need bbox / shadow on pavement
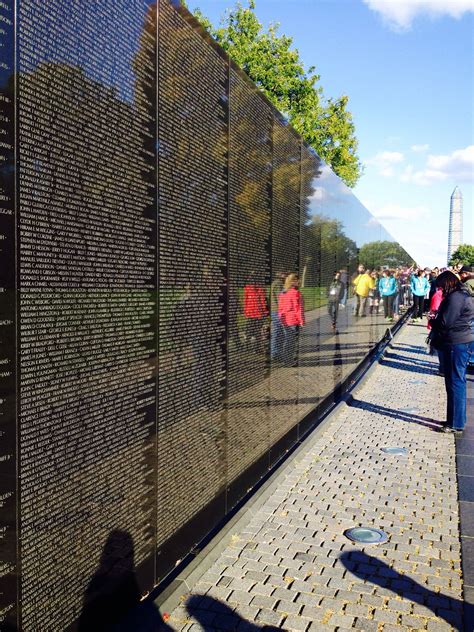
[339,551,463,630]
[347,396,444,428]
[186,595,281,632]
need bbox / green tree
[358,241,415,270]
[449,244,474,267]
[193,1,362,187]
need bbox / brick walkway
[168,323,463,631]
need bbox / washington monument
[447,186,463,264]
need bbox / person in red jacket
[243,273,268,352]
[278,273,305,366]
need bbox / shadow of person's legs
[339,551,463,630]
[186,595,281,632]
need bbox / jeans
[413,294,424,319]
[393,290,400,315]
[440,342,470,430]
[270,311,282,360]
[328,300,339,326]
[340,285,348,306]
[382,294,395,318]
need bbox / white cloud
[401,145,474,185]
[371,203,430,221]
[364,151,404,177]
[411,143,430,153]
[363,0,474,31]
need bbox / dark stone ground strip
[457,369,474,631]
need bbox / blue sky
[187,0,474,267]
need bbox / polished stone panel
[0,0,414,628]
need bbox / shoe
[442,426,463,434]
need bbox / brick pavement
[167,322,463,631]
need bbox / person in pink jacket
[278,273,305,366]
[427,286,445,375]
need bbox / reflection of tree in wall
[359,240,415,270]
[301,213,358,287]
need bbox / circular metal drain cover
[344,527,389,545]
[381,447,408,455]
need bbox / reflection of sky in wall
[308,160,396,249]
[0,3,14,89]
[15,0,156,103]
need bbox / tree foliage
[449,244,474,267]
[192,0,362,187]
[358,240,415,270]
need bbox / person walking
[378,269,398,321]
[368,270,380,315]
[431,271,474,433]
[352,267,375,317]
[327,271,343,331]
[278,273,305,366]
[410,269,430,322]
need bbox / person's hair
[417,269,424,277]
[284,273,299,291]
[436,270,461,296]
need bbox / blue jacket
[411,276,430,297]
[378,277,397,297]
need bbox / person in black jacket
[432,271,474,433]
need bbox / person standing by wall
[270,271,287,361]
[368,270,380,315]
[327,271,343,331]
[431,271,474,433]
[410,269,430,322]
[378,269,398,321]
[243,273,268,352]
[353,267,375,317]
[339,267,349,308]
[278,273,305,366]
[459,265,474,298]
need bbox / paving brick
[254,609,285,627]
[250,594,278,609]
[282,614,311,631]
[325,613,356,628]
[353,618,381,632]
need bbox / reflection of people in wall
[368,270,380,315]
[270,271,287,360]
[278,273,305,366]
[327,272,343,332]
[78,530,140,632]
[243,273,268,353]
[378,269,397,321]
[339,267,349,307]
[352,267,375,317]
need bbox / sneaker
[442,426,463,434]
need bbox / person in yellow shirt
[353,267,376,317]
